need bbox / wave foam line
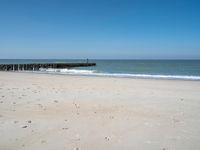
[38,68,200,80]
[39,68,94,74]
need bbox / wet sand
[0,71,200,150]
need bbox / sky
[0,0,200,59]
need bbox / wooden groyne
[0,63,96,71]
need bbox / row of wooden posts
[0,63,96,71]
[0,64,39,71]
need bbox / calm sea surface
[0,59,200,80]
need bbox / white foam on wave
[39,68,94,74]
[38,68,200,80]
[96,73,200,80]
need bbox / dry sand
[0,71,200,150]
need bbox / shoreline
[1,71,200,82]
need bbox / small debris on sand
[74,148,81,150]
[22,125,28,128]
[0,101,3,103]
[13,102,16,104]
[28,120,32,123]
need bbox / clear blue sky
[0,0,200,59]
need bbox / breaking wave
[37,68,200,80]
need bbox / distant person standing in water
[86,58,89,64]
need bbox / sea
[0,59,200,80]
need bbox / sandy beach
[0,71,200,150]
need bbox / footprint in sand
[73,103,80,109]
[62,127,69,130]
[74,134,81,141]
[41,140,46,144]
[163,148,171,150]
[54,100,58,103]
[173,118,180,123]
[14,121,18,124]
[105,136,110,141]
[109,116,114,119]
[37,104,43,108]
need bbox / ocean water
[0,59,200,80]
